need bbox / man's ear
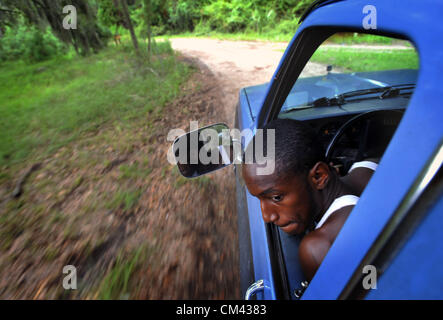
[308,162,330,190]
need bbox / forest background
[0,0,313,63]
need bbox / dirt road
[171,38,285,126]
[0,38,327,300]
[171,38,328,126]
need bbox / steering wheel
[325,109,404,175]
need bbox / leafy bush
[166,0,208,33]
[168,1,197,31]
[0,24,66,63]
[276,18,299,34]
[105,0,311,37]
[292,0,313,15]
[25,28,67,62]
[193,21,213,36]
[202,0,249,32]
[164,0,309,35]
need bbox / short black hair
[244,118,325,179]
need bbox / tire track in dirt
[171,38,285,126]
[170,38,330,127]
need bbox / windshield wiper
[309,84,415,107]
[280,84,415,114]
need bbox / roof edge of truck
[299,0,346,24]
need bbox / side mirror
[172,123,235,178]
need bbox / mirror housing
[172,123,235,178]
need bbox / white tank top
[315,195,359,229]
[348,160,378,173]
[314,161,377,230]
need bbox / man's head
[242,118,332,235]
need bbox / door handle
[245,279,264,300]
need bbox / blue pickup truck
[173,0,443,300]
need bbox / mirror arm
[231,139,244,164]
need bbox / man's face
[242,163,316,235]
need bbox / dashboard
[294,109,405,175]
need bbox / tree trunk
[147,23,152,57]
[7,0,107,56]
[144,0,152,59]
[119,0,141,58]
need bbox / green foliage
[311,48,419,72]
[25,27,66,62]
[328,33,395,45]
[98,0,124,28]
[2,0,107,56]
[0,40,190,166]
[292,0,313,15]
[0,24,67,63]
[97,246,146,299]
[174,0,309,34]
[168,0,200,32]
[118,162,152,180]
[128,0,312,36]
[1,0,314,58]
[107,189,142,211]
[260,18,299,39]
[203,0,249,33]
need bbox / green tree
[118,0,141,57]
[0,0,109,56]
[143,0,153,58]
[98,0,143,57]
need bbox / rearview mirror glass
[172,123,233,178]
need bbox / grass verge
[0,40,190,167]
[96,246,146,299]
[159,31,293,43]
[157,29,412,45]
[310,47,419,72]
[327,33,397,45]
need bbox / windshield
[281,33,419,112]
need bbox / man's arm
[342,158,379,196]
[298,232,331,281]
